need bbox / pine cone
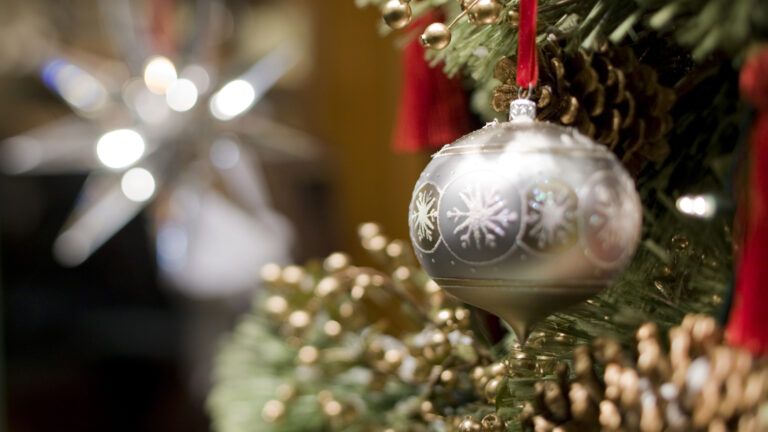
[523,314,768,431]
[492,36,676,176]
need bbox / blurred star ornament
[0,2,317,299]
[408,0,641,343]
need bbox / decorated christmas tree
[208,0,768,430]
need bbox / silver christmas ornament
[408,99,642,343]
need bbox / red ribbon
[727,48,768,354]
[516,0,539,88]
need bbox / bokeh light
[121,167,156,202]
[96,129,145,169]
[166,78,199,112]
[209,79,256,121]
[143,56,178,94]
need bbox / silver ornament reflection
[408,99,642,343]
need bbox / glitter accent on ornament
[409,182,441,252]
[580,171,642,268]
[522,180,578,253]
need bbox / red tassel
[727,48,768,354]
[393,16,472,152]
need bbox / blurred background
[0,0,427,430]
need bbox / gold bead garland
[378,0,506,50]
[251,223,513,430]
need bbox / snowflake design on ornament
[447,184,518,250]
[523,181,578,252]
[411,189,438,242]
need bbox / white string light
[676,194,717,218]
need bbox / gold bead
[264,295,289,316]
[288,310,312,330]
[424,331,451,363]
[508,352,534,375]
[371,274,386,286]
[382,0,412,30]
[393,266,411,282]
[384,349,404,368]
[281,265,305,286]
[506,9,519,26]
[365,234,389,252]
[420,23,451,50]
[488,361,508,378]
[355,273,372,287]
[385,240,406,260]
[351,284,366,300]
[323,320,343,338]
[260,263,282,283]
[481,413,505,432]
[358,222,381,240]
[472,365,485,382]
[315,276,341,297]
[435,308,455,328]
[476,375,490,392]
[420,400,436,420]
[425,279,441,294]
[458,416,482,432]
[297,345,320,364]
[339,301,354,319]
[323,252,351,273]
[323,399,343,417]
[484,377,502,403]
[440,369,457,386]
[454,307,471,328]
[468,0,503,25]
[261,399,286,423]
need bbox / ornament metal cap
[509,98,536,122]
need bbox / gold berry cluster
[380,0,515,51]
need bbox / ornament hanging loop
[517,84,535,99]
